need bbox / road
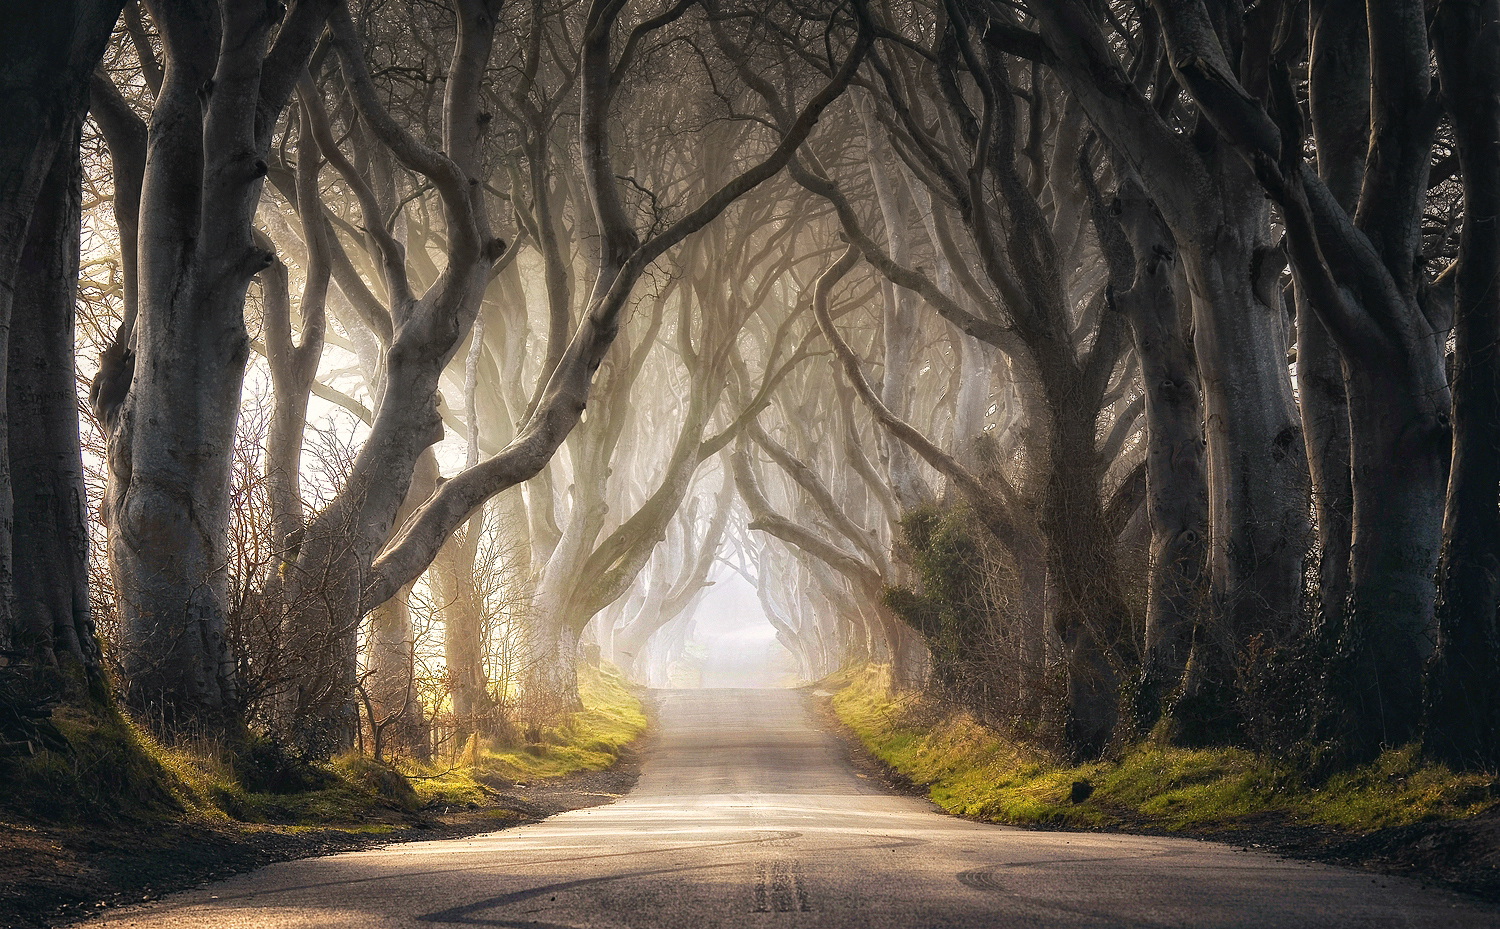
[84,689,1496,928]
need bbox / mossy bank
[0,663,647,928]
[827,666,1500,902]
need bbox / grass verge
[828,666,1497,835]
[0,662,647,831]
[1,662,647,927]
[397,662,649,811]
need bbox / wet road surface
[83,688,1497,927]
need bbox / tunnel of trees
[0,0,1496,774]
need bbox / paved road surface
[84,689,1496,928]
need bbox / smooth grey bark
[87,66,147,368]
[261,102,328,576]
[431,515,490,739]
[275,0,505,752]
[1026,0,1310,739]
[105,0,329,729]
[1426,0,1500,769]
[1109,177,1208,732]
[1142,0,1448,756]
[434,316,495,742]
[365,450,439,758]
[8,112,96,672]
[1296,0,1365,633]
[1177,157,1307,698]
[611,551,673,678]
[0,0,123,662]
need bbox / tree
[1020,0,1312,735]
[1142,0,1454,759]
[0,0,124,677]
[94,0,332,730]
[741,4,1149,756]
[1423,0,1500,768]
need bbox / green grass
[320,661,647,816]
[830,666,1497,835]
[458,662,648,784]
[0,662,646,830]
[0,701,193,825]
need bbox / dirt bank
[0,744,644,929]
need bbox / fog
[650,570,800,690]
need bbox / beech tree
[12,0,1497,777]
[730,4,1150,755]
[1427,0,1500,769]
[1007,0,1311,740]
[1137,0,1469,759]
[0,1,124,680]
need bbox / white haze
[657,568,799,689]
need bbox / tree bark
[1142,0,1449,756]
[1111,178,1208,733]
[1297,0,1365,633]
[8,111,96,673]
[431,513,490,741]
[0,0,124,661]
[1425,0,1500,769]
[1030,2,1312,698]
[108,1,327,730]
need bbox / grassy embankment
[829,666,1497,835]
[0,662,646,832]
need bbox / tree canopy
[0,0,1495,774]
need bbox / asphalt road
[83,689,1496,928]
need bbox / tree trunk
[1336,360,1448,750]
[1029,0,1311,739]
[1298,0,1365,634]
[524,612,582,717]
[366,582,428,760]
[1178,160,1309,731]
[1144,0,1450,760]
[104,0,328,733]
[1114,180,1208,733]
[111,13,253,720]
[1426,0,1500,769]
[1014,546,1047,716]
[1039,401,1126,759]
[1298,304,1354,630]
[0,0,124,660]
[8,112,96,673]
[613,578,672,680]
[431,513,491,743]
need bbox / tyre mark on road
[751,859,811,913]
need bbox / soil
[0,744,644,929]
[810,692,1500,908]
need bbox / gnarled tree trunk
[9,111,96,674]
